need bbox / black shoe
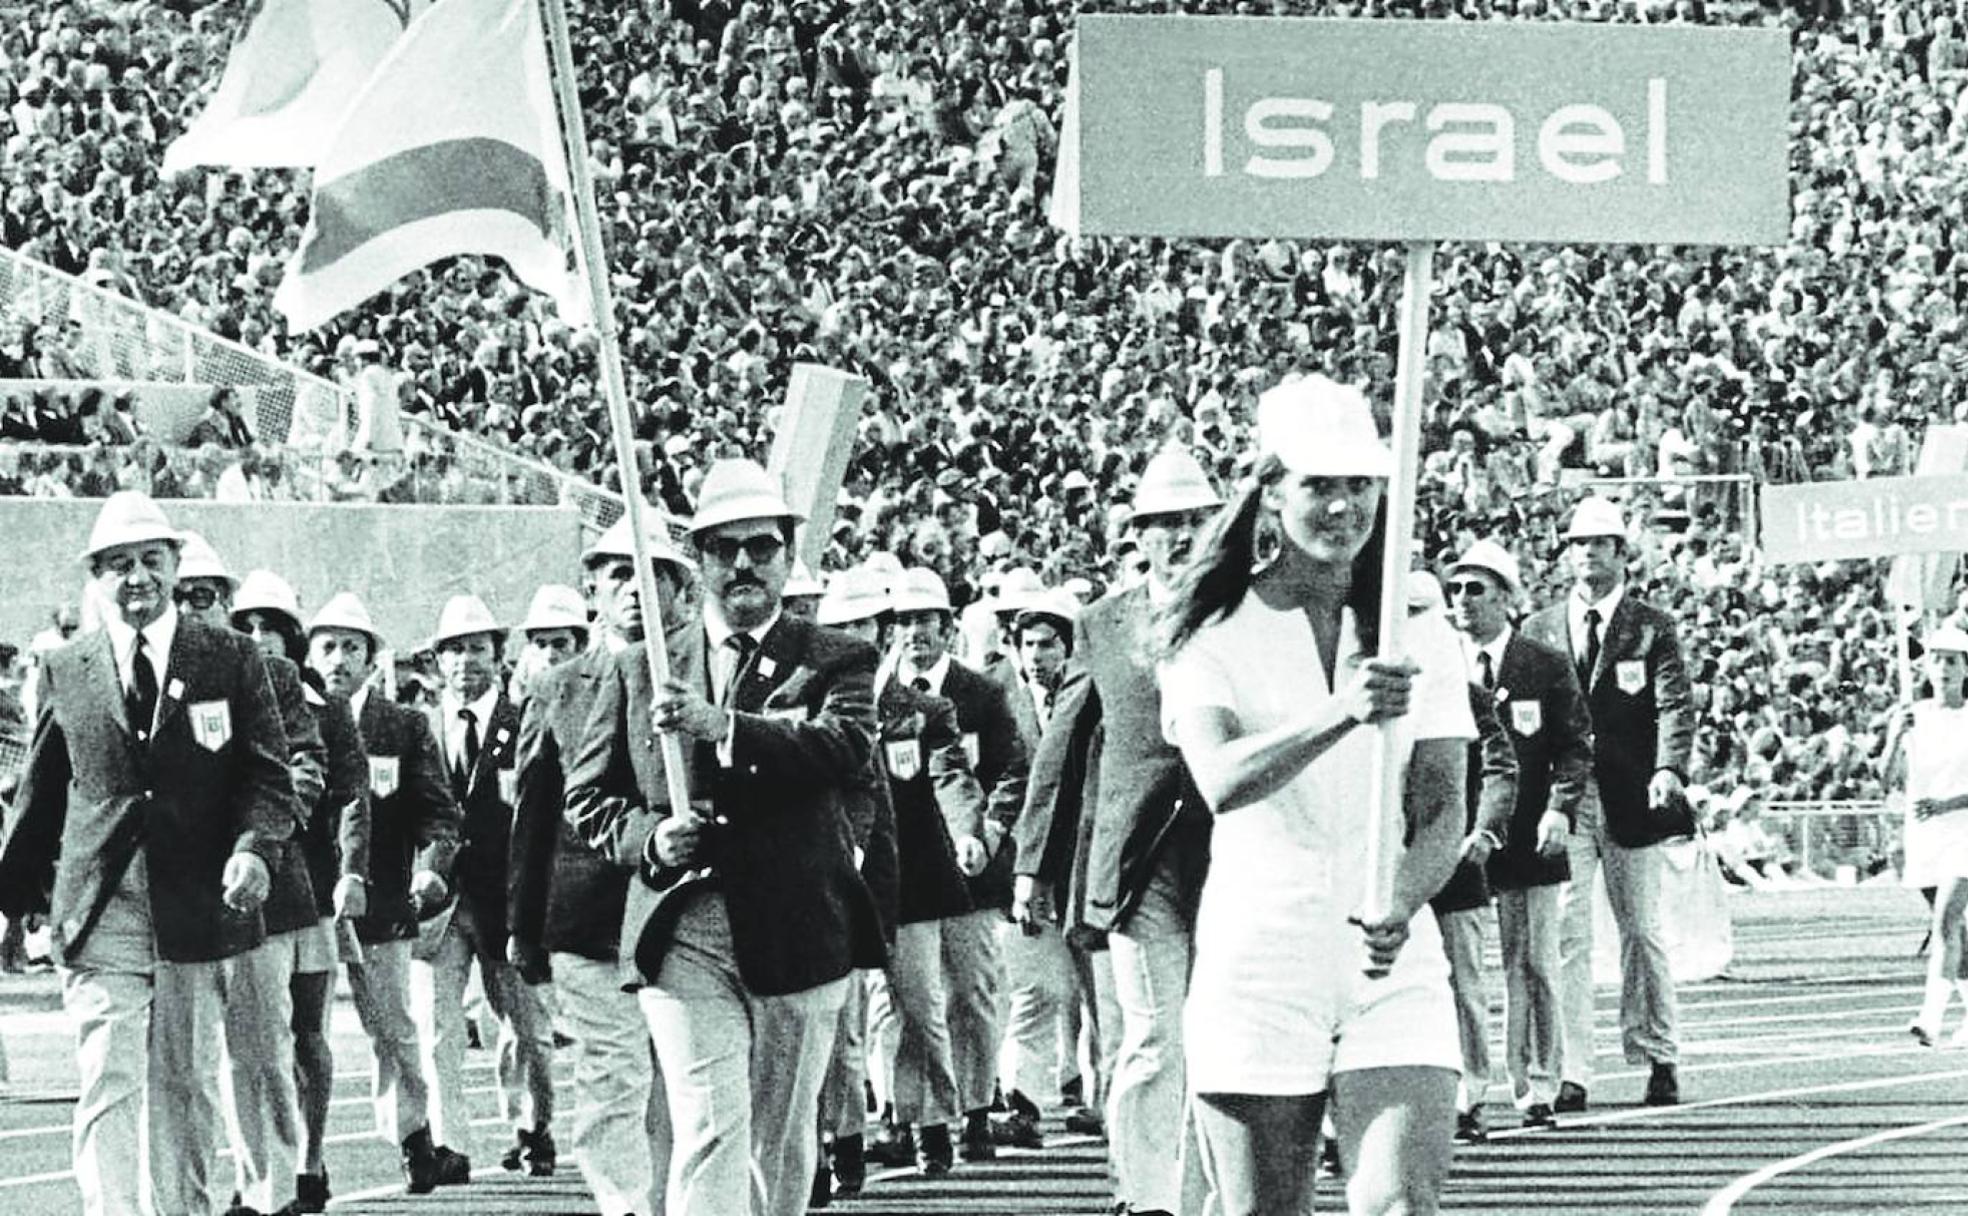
[991,1109,1045,1149]
[221,1205,264,1216]
[959,1109,996,1161]
[916,1122,954,1176]
[465,1017,483,1050]
[501,1128,530,1172]
[864,1122,916,1168]
[1910,1021,1938,1048]
[432,1144,471,1187]
[1453,1107,1487,1144]
[1522,1103,1557,1129]
[526,1128,556,1176]
[1554,1081,1588,1114]
[1005,1088,1044,1122]
[401,1129,442,1195]
[810,1161,833,1209]
[1059,1075,1085,1108]
[1643,1062,1679,1106]
[832,1133,866,1196]
[1318,1136,1343,1180]
[1063,1106,1105,1136]
[294,1172,329,1213]
[552,1030,575,1049]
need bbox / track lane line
[1699,1112,1968,1214]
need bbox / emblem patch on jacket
[1615,659,1647,695]
[961,732,981,768]
[368,755,400,798]
[189,699,232,751]
[885,738,922,781]
[1510,700,1543,736]
[497,766,518,806]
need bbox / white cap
[1014,589,1082,630]
[1926,625,1968,654]
[1563,496,1629,543]
[816,567,889,627]
[688,458,803,534]
[232,570,303,633]
[1449,539,1522,598]
[174,530,237,589]
[520,584,587,635]
[889,567,953,615]
[991,567,1048,616]
[307,591,383,650]
[582,510,697,573]
[81,491,181,562]
[430,594,505,648]
[1256,375,1394,479]
[1130,447,1222,518]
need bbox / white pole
[541,0,693,818]
[1363,241,1436,933]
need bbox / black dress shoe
[916,1122,954,1176]
[809,1162,833,1209]
[401,1129,442,1194]
[1554,1081,1588,1113]
[294,1171,330,1213]
[1063,1106,1105,1136]
[1059,1075,1086,1108]
[1453,1107,1487,1144]
[832,1133,866,1196]
[863,1122,916,1168]
[1643,1062,1679,1106]
[1522,1103,1557,1129]
[959,1109,996,1161]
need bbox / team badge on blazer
[368,755,400,798]
[1616,659,1647,694]
[189,699,232,750]
[1510,700,1543,736]
[497,766,518,806]
[885,738,922,781]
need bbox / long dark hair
[1159,454,1386,659]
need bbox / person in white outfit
[1159,376,1473,1216]
[1885,625,1968,1046]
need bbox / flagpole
[540,0,693,819]
[1363,240,1436,950]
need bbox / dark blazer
[1012,669,1103,941]
[567,614,887,997]
[353,694,461,945]
[1522,590,1695,848]
[1432,684,1520,915]
[934,660,1029,910]
[1017,585,1209,935]
[511,647,639,962]
[1483,632,1593,891]
[261,654,326,937]
[300,686,371,919]
[877,680,979,927]
[429,692,524,952]
[0,617,294,964]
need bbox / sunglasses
[1445,580,1492,599]
[699,534,786,565]
[174,586,222,610]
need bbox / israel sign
[1065,16,1789,245]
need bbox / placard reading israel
[1069,16,1789,245]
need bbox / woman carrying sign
[1886,625,1968,1047]
[1157,376,1472,1215]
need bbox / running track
[2,885,1963,1214]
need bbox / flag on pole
[162,0,427,174]
[273,0,586,333]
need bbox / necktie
[1478,650,1495,692]
[128,634,157,744]
[912,676,931,693]
[721,634,757,705]
[1581,608,1602,686]
[457,706,480,784]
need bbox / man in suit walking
[0,492,292,1216]
[416,594,556,1174]
[306,591,470,1192]
[510,514,694,1216]
[1013,448,1220,1216]
[889,566,1033,1158]
[567,459,886,1216]
[1522,498,1695,1111]
[1446,541,1593,1130]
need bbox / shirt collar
[103,603,178,674]
[349,685,370,720]
[442,684,500,724]
[1572,581,1625,624]
[705,603,780,653]
[899,652,953,695]
[1461,625,1512,679]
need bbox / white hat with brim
[81,490,182,562]
[1449,539,1523,598]
[430,594,505,649]
[1014,589,1082,630]
[890,567,953,616]
[817,567,890,627]
[1926,625,1968,654]
[520,584,588,635]
[991,567,1049,616]
[232,570,303,634]
[1257,375,1394,479]
[1130,447,1222,519]
[307,590,384,651]
[688,459,805,534]
[1563,496,1629,542]
[582,511,698,572]
[174,530,238,590]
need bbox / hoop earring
[1250,511,1283,576]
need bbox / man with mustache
[1014,448,1221,1216]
